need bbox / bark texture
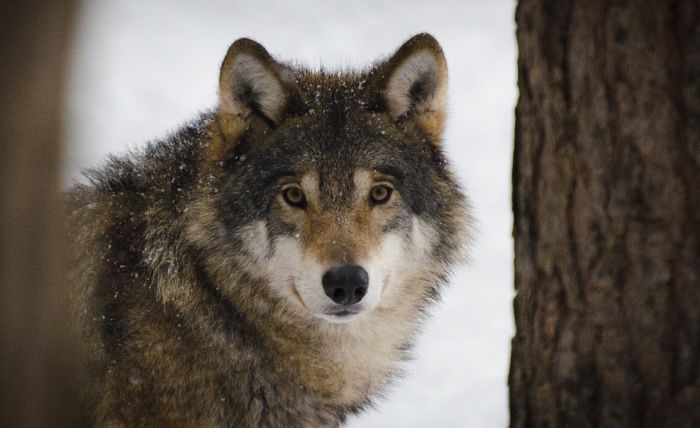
[510,1,700,427]
[0,1,80,426]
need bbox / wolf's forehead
[298,168,372,206]
[296,72,366,104]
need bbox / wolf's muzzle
[321,265,369,305]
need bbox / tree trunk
[510,1,700,427]
[0,1,80,426]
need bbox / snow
[64,1,517,426]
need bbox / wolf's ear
[366,33,448,142]
[213,38,291,158]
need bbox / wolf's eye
[282,186,307,208]
[369,184,393,206]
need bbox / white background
[64,1,517,426]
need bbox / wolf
[68,33,471,426]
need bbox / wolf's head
[190,34,470,325]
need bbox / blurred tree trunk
[0,1,80,427]
[510,1,700,427]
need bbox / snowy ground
[64,1,516,426]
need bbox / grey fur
[68,33,471,427]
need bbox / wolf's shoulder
[66,111,215,252]
[73,111,215,201]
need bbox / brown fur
[68,33,470,427]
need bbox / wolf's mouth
[291,282,312,311]
[325,306,362,318]
[331,310,357,317]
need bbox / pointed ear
[366,33,448,142]
[213,38,290,159]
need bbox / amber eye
[282,186,307,208]
[369,184,393,205]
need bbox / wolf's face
[239,168,432,323]
[197,35,469,324]
[229,117,448,323]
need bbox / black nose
[322,265,369,305]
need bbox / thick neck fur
[68,108,461,426]
[124,117,436,418]
[178,183,431,411]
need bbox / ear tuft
[216,38,288,150]
[368,33,448,141]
